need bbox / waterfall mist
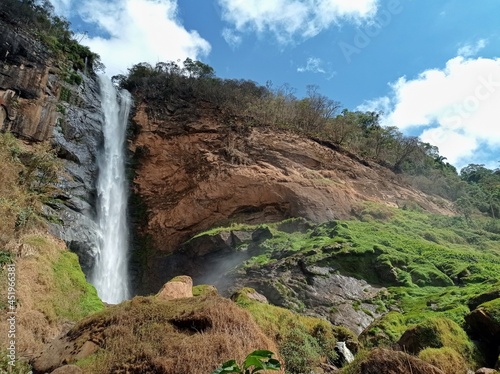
[92,75,131,304]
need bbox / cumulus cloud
[358,55,500,168]
[217,0,378,44]
[50,0,210,77]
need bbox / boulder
[475,368,498,374]
[156,275,193,300]
[398,318,471,355]
[355,348,445,374]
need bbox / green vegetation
[233,288,357,373]
[418,347,468,374]
[194,203,500,371]
[0,0,103,73]
[212,350,281,374]
[0,132,62,248]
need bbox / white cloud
[297,57,326,74]
[457,39,487,57]
[50,0,210,77]
[222,28,242,49]
[49,0,73,16]
[358,55,500,167]
[217,0,378,44]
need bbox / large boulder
[156,275,193,300]
[397,318,472,356]
[350,348,445,374]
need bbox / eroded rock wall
[0,19,104,273]
[129,100,454,294]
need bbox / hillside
[0,3,499,374]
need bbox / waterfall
[92,75,131,304]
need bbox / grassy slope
[196,203,500,371]
[0,133,103,370]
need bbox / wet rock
[252,227,273,242]
[47,73,105,273]
[181,231,233,257]
[231,230,253,245]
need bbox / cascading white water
[92,75,131,304]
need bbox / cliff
[0,17,105,273]
[129,99,453,293]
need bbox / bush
[280,327,322,373]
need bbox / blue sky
[49,0,500,171]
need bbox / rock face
[47,72,104,273]
[0,21,57,140]
[0,18,105,274]
[145,224,385,335]
[130,100,454,293]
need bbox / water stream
[92,75,131,304]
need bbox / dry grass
[418,347,468,374]
[34,294,282,374]
[0,233,103,361]
[341,348,445,374]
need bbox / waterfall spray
[92,75,131,304]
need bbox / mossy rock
[341,348,445,374]
[192,284,218,297]
[359,311,406,348]
[397,318,475,362]
[409,266,454,287]
[418,347,468,374]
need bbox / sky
[48,0,500,171]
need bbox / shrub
[280,327,322,373]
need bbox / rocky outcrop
[0,20,57,141]
[130,100,454,293]
[46,72,104,273]
[0,18,105,274]
[156,275,193,300]
[145,224,385,335]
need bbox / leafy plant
[212,350,281,374]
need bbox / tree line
[0,0,102,74]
